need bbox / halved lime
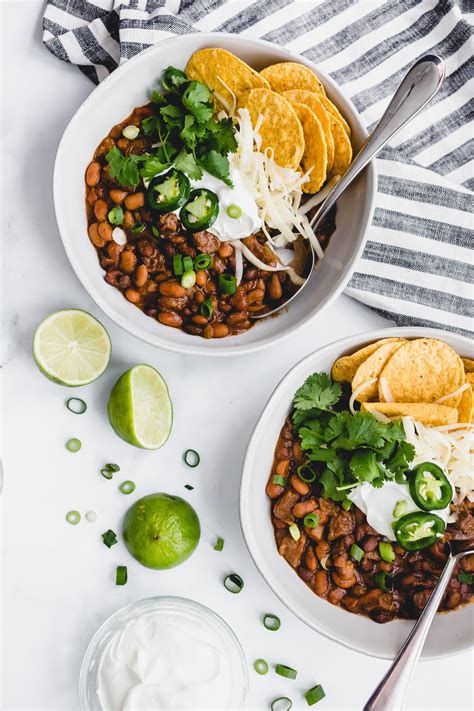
[33,309,111,386]
[107,364,173,449]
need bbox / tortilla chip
[283,90,334,172]
[290,103,327,193]
[329,114,352,177]
[378,338,465,407]
[319,95,351,136]
[462,357,474,373]
[185,48,269,111]
[238,89,304,170]
[361,402,458,427]
[260,62,325,96]
[467,373,474,387]
[352,341,406,402]
[331,338,406,383]
[457,384,473,424]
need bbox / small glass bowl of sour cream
[79,596,248,710]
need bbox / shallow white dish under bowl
[54,32,376,356]
[240,327,474,659]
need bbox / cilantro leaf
[299,420,326,451]
[106,146,142,188]
[140,153,171,180]
[174,149,203,180]
[327,412,387,451]
[386,441,416,476]
[197,150,231,185]
[161,66,188,92]
[204,117,238,155]
[160,104,184,127]
[319,466,346,502]
[182,81,213,123]
[349,450,383,485]
[293,373,342,412]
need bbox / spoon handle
[312,55,445,229]
[363,553,458,711]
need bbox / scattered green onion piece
[130,222,145,234]
[375,570,394,592]
[254,658,268,675]
[183,256,194,272]
[108,206,124,225]
[119,480,136,495]
[218,273,237,295]
[350,544,365,562]
[214,537,224,551]
[181,270,196,289]
[66,398,87,415]
[200,297,214,318]
[393,500,408,519]
[194,253,213,270]
[320,556,329,570]
[224,573,244,594]
[272,474,286,487]
[102,529,118,548]
[115,565,128,585]
[122,125,140,140]
[85,511,97,523]
[66,438,81,453]
[379,541,395,563]
[184,449,200,467]
[263,614,281,631]
[66,510,81,525]
[271,698,292,711]
[342,500,353,511]
[173,254,183,275]
[226,204,242,219]
[305,684,326,706]
[151,226,159,237]
[101,468,113,480]
[184,484,194,490]
[458,572,473,584]
[303,513,320,529]
[275,664,297,680]
[106,463,120,472]
[289,523,300,541]
[297,463,316,483]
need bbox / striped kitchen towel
[43,0,474,337]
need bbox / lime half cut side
[33,309,111,386]
[107,365,173,449]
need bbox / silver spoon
[364,537,474,711]
[251,54,445,320]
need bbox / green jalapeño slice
[180,189,219,232]
[394,511,445,551]
[409,462,453,511]
[147,169,190,213]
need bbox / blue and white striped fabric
[43,0,474,337]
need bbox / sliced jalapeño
[180,189,219,232]
[147,169,190,213]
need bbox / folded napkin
[43,0,474,337]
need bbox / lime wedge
[107,365,173,449]
[33,309,111,386]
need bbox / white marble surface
[2,3,472,710]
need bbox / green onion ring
[275,664,297,680]
[66,398,87,415]
[271,698,292,711]
[115,565,128,585]
[85,511,97,523]
[304,684,326,706]
[200,297,214,318]
[119,480,136,495]
[213,537,224,551]
[303,513,320,529]
[66,510,81,525]
[226,204,242,219]
[375,570,394,592]
[289,523,300,541]
[297,463,316,483]
[184,449,200,467]
[263,614,281,631]
[350,543,365,563]
[272,474,286,487]
[320,556,330,570]
[254,658,268,675]
[66,438,81,453]
[224,573,244,594]
[100,468,113,480]
[194,253,213,270]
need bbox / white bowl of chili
[240,327,474,659]
[54,32,376,356]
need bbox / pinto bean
[86,162,101,186]
[87,189,99,206]
[445,591,462,609]
[226,311,248,326]
[315,541,330,560]
[159,281,186,298]
[293,499,317,518]
[275,459,290,477]
[460,555,474,572]
[94,199,108,222]
[305,546,318,572]
[266,481,284,499]
[98,222,113,241]
[290,475,309,496]
[158,311,182,328]
[313,571,329,596]
[247,288,265,305]
[195,271,207,287]
[134,264,148,287]
[203,325,214,339]
[110,189,128,204]
[123,210,134,228]
[192,315,209,326]
[218,243,233,258]
[230,286,247,311]
[157,296,188,311]
[268,273,283,300]
[88,223,105,248]
[120,250,137,274]
[362,536,379,552]
[124,192,145,210]
[212,323,230,338]
[125,288,141,304]
[293,441,302,462]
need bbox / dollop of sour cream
[97,609,239,710]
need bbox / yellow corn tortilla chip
[352,341,406,402]
[329,114,352,178]
[185,48,270,111]
[283,90,335,172]
[291,103,327,193]
[238,89,304,170]
[467,373,474,387]
[457,384,473,424]
[331,338,406,383]
[260,62,325,96]
[462,357,474,372]
[378,338,465,407]
[319,94,351,136]
[361,402,458,427]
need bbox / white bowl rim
[240,326,474,660]
[53,31,377,357]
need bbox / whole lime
[123,493,200,569]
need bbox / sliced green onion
[304,513,320,529]
[85,511,97,523]
[342,500,353,511]
[275,664,297,680]
[184,449,200,467]
[66,438,81,453]
[151,226,160,237]
[375,570,394,592]
[108,206,124,225]
[130,222,145,234]
[66,398,87,415]
[218,273,237,295]
[214,537,224,551]
[122,125,139,140]
[226,204,242,219]
[119,480,135,495]
[106,463,120,472]
[184,484,194,490]
[305,684,326,706]
[200,297,214,318]
[66,510,81,525]
[272,474,286,486]
[173,254,183,275]
[271,698,292,711]
[102,529,117,548]
[181,270,196,289]
[297,463,316,483]
[350,544,365,562]
[458,572,473,584]
[263,614,281,631]
[115,565,128,585]
[320,556,329,570]
[194,253,213,270]
[289,523,300,541]
[183,256,194,272]
[254,658,268,675]
[224,573,244,594]
[379,541,395,563]
[393,500,408,519]
[100,463,120,480]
